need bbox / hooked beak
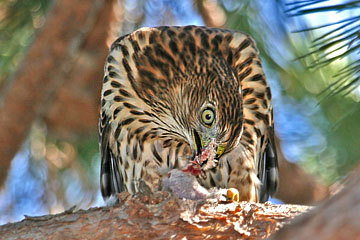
[193,129,203,156]
[183,130,226,176]
[192,129,225,161]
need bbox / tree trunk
[274,137,330,204]
[272,165,360,240]
[0,0,115,187]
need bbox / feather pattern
[99,26,279,202]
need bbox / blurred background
[0,0,359,225]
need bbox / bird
[99,25,279,203]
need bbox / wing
[99,114,124,199]
[226,30,279,202]
[258,125,279,202]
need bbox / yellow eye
[201,108,215,127]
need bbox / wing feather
[100,115,124,199]
[258,126,279,202]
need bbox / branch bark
[0,192,310,239]
[275,137,330,204]
[2,165,359,239]
[194,0,226,28]
[0,0,115,186]
[272,165,360,240]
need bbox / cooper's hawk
[99,26,279,202]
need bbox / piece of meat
[183,138,218,176]
[161,169,226,200]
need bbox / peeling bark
[2,166,358,239]
[0,192,310,240]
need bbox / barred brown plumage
[99,25,279,202]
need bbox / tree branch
[272,164,360,239]
[0,192,310,239]
[275,137,330,204]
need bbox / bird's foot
[226,188,240,202]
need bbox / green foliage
[75,136,100,182]
[285,0,360,181]
[286,0,360,15]
[221,0,360,183]
[286,0,360,98]
[0,0,52,85]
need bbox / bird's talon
[227,188,240,202]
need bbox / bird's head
[190,102,226,172]
[179,62,244,173]
[128,27,245,173]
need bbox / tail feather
[100,116,124,199]
[258,128,279,202]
